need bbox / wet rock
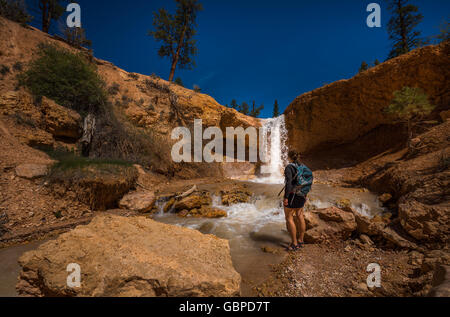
[198,222,215,234]
[40,97,82,139]
[304,207,357,243]
[119,191,156,213]
[261,246,278,254]
[179,206,227,218]
[174,192,212,212]
[335,198,351,211]
[15,164,49,179]
[16,214,241,297]
[220,186,252,206]
[163,198,176,213]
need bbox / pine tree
[273,100,280,117]
[384,87,435,147]
[240,102,250,116]
[374,59,381,66]
[39,0,65,34]
[174,77,184,87]
[436,20,449,43]
[386,0,424,59]
[359,61,369,73]
[230,99,239,110]
[149,0,203,82]
[249,100,264,118]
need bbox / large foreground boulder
[16,215,241,297]
[304,207,357,243]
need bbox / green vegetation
[174,77,184,87]
[38,0,65,33]
[148,0,203,82]
[19,44,107,114]
[386,0,424,59]
[12,61,23,71]
[385,87,435,146]
[0,0,32,25]
[273,100,280,117]
[44,147,133,172]
[359,61,369,73]
[229,99,264,118]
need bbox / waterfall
[254,115,288,184]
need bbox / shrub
[12,61,23,72]
[174,77,184,87]
[385,87,435,146]
[19,44,108,115]
[193,84,201,93]
[128,73,139,80]
[0,0,31,25]
[107,83,120,95]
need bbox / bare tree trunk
[81,114,96,157]
[397,0,409,53]
[41,2,50,33]
[407,119,413,148]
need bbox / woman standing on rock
[283,150,313,251]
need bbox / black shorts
[287,193,306,209]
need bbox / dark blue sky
[25,0,449,118]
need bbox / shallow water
[0,241,45,297]
[0,181,385,297]
[153,181,385,295]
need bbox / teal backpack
[292,163,313,197]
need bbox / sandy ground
[254,241,422,297]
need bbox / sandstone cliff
[285,41,450,158]
[16,214,241,297]
[0,17,260,178]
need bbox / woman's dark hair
[288,150,301,162]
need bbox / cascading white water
[254,115,289,184]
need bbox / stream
[0,115,386,296]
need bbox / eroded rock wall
[285,42,450,156]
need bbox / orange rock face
[285,42,450,155]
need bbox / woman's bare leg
[284,207,298,246]
[295,208,306,243]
